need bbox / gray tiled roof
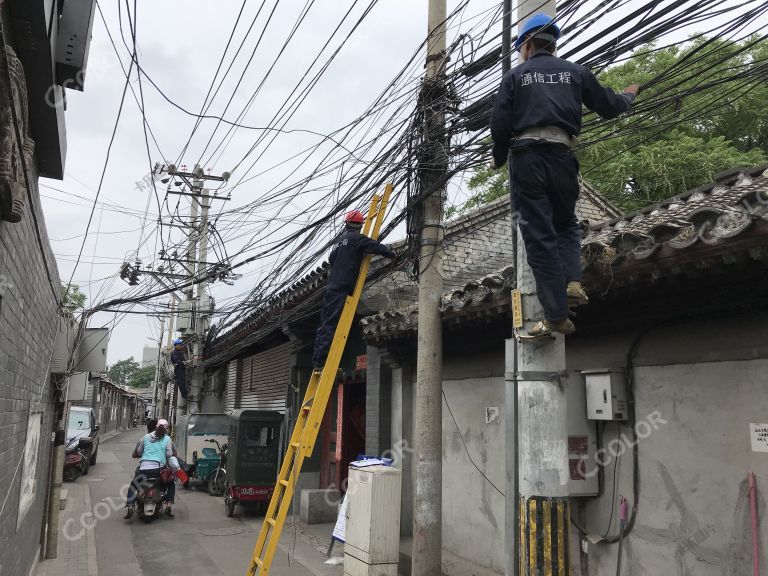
[582,165,768,273]
[208,182,620,361]
[360,165,768,340]
[360,266,515,341]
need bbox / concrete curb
[99,429,126,444]
[83,486,98,576]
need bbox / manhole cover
[200,527,244,537]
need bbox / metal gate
[236,342,292,413]
[225,359,238,412]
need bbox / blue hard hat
[173,338,183,345]
[515,13,560,51]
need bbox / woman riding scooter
[124,419,176,519]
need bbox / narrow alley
[3,1,768,575]
[37,430,343,576]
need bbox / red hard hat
[344,210,365,225]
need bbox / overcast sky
[42,0,474,365]
[39,0,766,366]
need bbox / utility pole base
[519,496,571,576]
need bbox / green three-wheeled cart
[224,409,283,517]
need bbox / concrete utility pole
[174,167,201,424]
[508,2,571,575]
[413,1,447,575]
[151,314,166,415]
[501,3,520,575]
[191,173,211,410]
[120,163,231,419]
[159,297,176,420]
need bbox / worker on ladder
[312,210,395,371]
[490,13,639,337]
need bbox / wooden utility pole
[413,1,447,575]
[509,2,571,575]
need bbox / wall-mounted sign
[18,412,42,528]
[750,423,768,452]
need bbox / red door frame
[319,372,366,491]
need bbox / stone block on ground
[300,488,342,524]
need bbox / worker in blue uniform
[170,338,190,400]
[312,210,395,371]
[490,13,639,337]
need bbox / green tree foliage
[61,283,87,314]
[458,37,768,214]
[129,365,156,388]
[106,357,140,387]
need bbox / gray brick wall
[0,160,61,576]
[365,346,391,456]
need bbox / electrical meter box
[566,372,599,497]
[176,300,195,333]
[344,465,401,576]
[583,369,628,421]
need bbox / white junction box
[344,553,397,576]
[344,465,401,576]
[583,369,628,421]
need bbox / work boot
[567,281,589,307]
[124,506,134,520]
[526,318,575,338]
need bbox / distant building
[142,345,160,368]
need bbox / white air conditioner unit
[67,372,89,402]
[51,317,78,374]
[76,328,109,373]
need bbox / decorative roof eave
[360,266,514,342]
[582,166,768,274]
[583,219,768,290]
[208,263,330,358]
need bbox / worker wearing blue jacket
[312,210,395,371]
[490,13,639,337]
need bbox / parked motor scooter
[205,438,228,496]
[63,439,91,482]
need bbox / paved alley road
[66,429,340,576]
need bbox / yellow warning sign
[512,289,523,328]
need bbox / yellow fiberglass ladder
[247,183,393,576]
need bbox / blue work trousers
[312,288,349,368]
[509,144,582,322]
[174,365,189,398]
